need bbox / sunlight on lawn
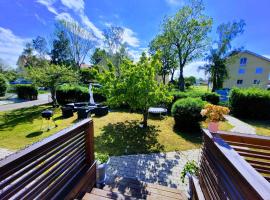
[93,111,202,156]
[243,120,270,136]
[0,105,78,150]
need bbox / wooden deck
[83,177,187,200]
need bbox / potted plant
[95,152,109,188]
[201,104,230,133]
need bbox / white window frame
[237,80,243,85]
[238,68,245,74]
[255,67,263,74]
[240,58,247,66]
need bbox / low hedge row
[229,88,270,119]
[56,84,106,105]
[168,90,219,112]
[0,74,8,97]
[172,97,206,131]
[15,84,38,100]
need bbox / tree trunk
[170,69,175,82]
[50,88,57,107]
[162,73,166,84]
[178,66,185,91]
[142,111,148,128]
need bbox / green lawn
[0,106,202,155]
[0,105,78,150]
[242,119,270,136]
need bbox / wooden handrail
[0,119,96,200]
[191,129,270,200]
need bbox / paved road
[0,148,14,160]
[0,94,52,112]
[224,115,256,134]
[106,149,201,191]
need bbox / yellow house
[223,50,270,89]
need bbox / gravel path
[106,149,201,191]
[225,115,256,134]
[0,148,14,160]
[0,94,52,112]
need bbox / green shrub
[201,92,220,105]
[0,74,8,97]
[95,152,109,164]
[15,84,38,100]
[56,84,106,105]
[181,160,199,183]
[172,97,206,130]
[229,88,270,119]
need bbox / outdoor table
[148,107,167,118]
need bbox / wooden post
[85,119,94,166]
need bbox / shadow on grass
[0,106,50,130]
[26,131,43,138]
[173,125,202,145]
[95,120,164,156]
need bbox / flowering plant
[201,104,230,122]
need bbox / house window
[238,68,245,74]
[240,58,247,66]
[255,67,263,74]
[237,80,243,85]
[253,80,260,84]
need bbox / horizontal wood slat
[0,119,96,200]
[191,129,270,200]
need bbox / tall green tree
[27,63,78,106]
[98,53,172,128]
[149,35,178,84]
[161,0,212,91]
[32,36,48,58]
[199,20,245,91]
[50,30,72,65]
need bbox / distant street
[0,93,52,112]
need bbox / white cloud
[122,27,140,47]
[128,47,148,62]
[263,54,270,59]
[80,14,104,39]
[0,27,30,68]
[174,61,208,79]
[60,0,84,12]
[36,0,58,15]
[165,0,184,6]
[55,12,74,22]
[34,13,47,25]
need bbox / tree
[199,20,245,91]
[59,20,96,69]
[80,67,98,84]
[103,26,124,54]
[161,0,212,91]
[50,30,72,65]
[27,63,78,106]
[98,52,172,128]
[32,36,48,58]
[185,76,196,88]
[90,48,108,66]
[149,35,178,84]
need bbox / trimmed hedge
[201,92,220,105]
[172,97,206,130]
[15,84,38,100]
[167,90,219,112]
[56,84,106,105]
[0,74,8,97]
[229,88,270,119]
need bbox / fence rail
[191,129,270,200]
[0,119,96,200]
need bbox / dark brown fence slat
[218,131,270,147]
[0,132,85,190]
[237,151,270,160]
[192,129,270,200]
[0,119,96,200]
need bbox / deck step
[86,177,187,200]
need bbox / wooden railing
[0,119,96,200]
[191,129,270,200]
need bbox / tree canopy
[98,53,172,127]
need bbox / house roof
[242,50,270,63]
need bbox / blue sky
[0,0,270,78]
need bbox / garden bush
[15,84,38,100]
[172,97,206,130]
[56,84,106,105]
[0,74,8,97]
[229,88,270,119]
[201,92,220,105]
